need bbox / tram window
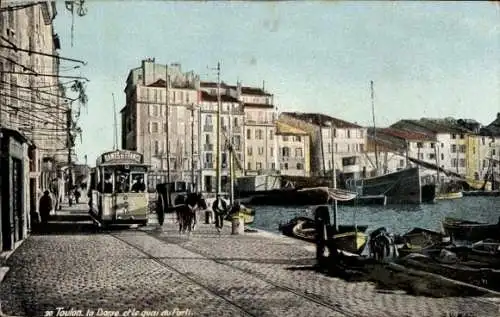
[115,170,131,193]
[131,173,146,192]
[98,173,113,193]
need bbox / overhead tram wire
[0,80,76,103]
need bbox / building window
[430,143,435,148]
[247,147,253,156]
[417,142,423,148]
[247,129,251,140]
[347,130,351,138]
[359,144,364,152]
[482,137,485,145]
[163,123,167,132]
[418,153,423,160]
[452,134,456,139]
[441,153,444,160]
[256,162,262,170]
[452,158,458,167]
[151,122,159,133]
[234,117,238,127]
[154,140,159,154]
[282,147,290,157]
[295,148,303,157]
[283,135,289,142]
[270,147,274,157]
[460,134,464,139]
[258,147,264,155]
[256,129,263,140]
[247,162,252,170]
[328,143,331,153]
[459,145,466,153]
[459,158,465,167]
[347,144,350,152]
[451,144,457,153]
[441,143,444,148]
[400,159,404,167]
[271,163,276,170]
[493,149,496,156]
[333,129,337,137]
[429,153,435,160]
[284,163,289,170]
[295,136,301,142]
[269,130,274,140]
[296,163,303,170]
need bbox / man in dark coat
[212,194,228,232]
[39,190,53,224]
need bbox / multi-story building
[0,1,74,252]
[480,113,500,188]
[366,127,438,181]
[198,90,243,193]
[391,118,471,178]
[121,59,201,190]
[275,121,310,176]
[200,81,278,176]
[279,112,366,177]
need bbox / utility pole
[371,80,379,175]
[165,65,170,185]
[112,93,118,150]
[330,123,338,231]
[67,108,73,190]
[190,104,195,191]
[228,101,234,205]
[215,62,221,197]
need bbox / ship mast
[371,80,379,175]
[330,122,338,231]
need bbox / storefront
[0,128,30,252]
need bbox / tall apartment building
[0,1,72,252]
[279,112,367,177]
[198,91,244,193]
[200,81,278,176]
[121,59,201,190]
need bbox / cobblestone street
[0,206,499,317]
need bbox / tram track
[109,232,258,317]
[110,230,359,317]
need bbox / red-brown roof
[379,128,435,141]
[200,91,239,103]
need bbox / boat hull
[443,217,499,242]
[347,167,429,204]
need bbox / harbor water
[250,196,500,235]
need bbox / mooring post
[314,205,331,268]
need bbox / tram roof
[97,162,150,167]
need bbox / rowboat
[435,191,463,200]
[442,217,500,242]
[396,227,446,257]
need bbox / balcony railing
[203,125,213,132]
[204,144,214,151]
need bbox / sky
[52,1,500,165]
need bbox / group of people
[97,174,146,193]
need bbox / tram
[88,149,150,227]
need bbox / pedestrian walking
[212,194,228,233]
[74,187,81,204]
[39,190,53,224]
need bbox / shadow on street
[285,261,496,298]
[30,216,135,236]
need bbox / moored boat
[225,205,255,225]
[442,217,500,242]
[279,216,368,243]
[435,191,463,200]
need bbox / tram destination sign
[101,151,143,164]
